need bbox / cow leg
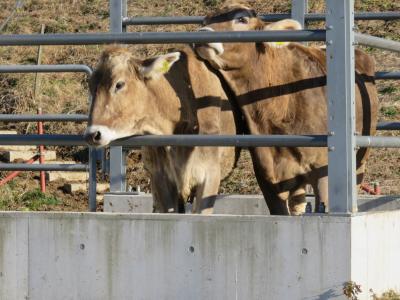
[356,161,367,191]
[259,188,290,215]
[289,187,307,215]
[310,176,328,213]
[193,170,221,214]
[151,172,181,213]
[255,183,290,215]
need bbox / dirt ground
[0,0,399,211]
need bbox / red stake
[0,155,39,186]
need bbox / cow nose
[85,130,102,146]
[196,27,224,55]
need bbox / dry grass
[0,0,399,209]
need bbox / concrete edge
[0,211,353,223]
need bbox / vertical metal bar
[109,0,127,192]
[291,0,308,28]
[110,146,126,192]
[122,0,127,32]
[110,0,123,32]
[326,0,357,213]
[88,147,97,212]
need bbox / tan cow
[194,3,378,215]
[85,46,242,213]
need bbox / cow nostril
[93,131,101,142]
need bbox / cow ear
[263,19,302,48]
[139,52,181,79]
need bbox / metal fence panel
[0,30,326,46]
[122,12,400,26]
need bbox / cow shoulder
[182,46,228,135]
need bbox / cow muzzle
[84,125,119,147]
[196,27,224,55]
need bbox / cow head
[85,47,180,147]
[194,3,302,69]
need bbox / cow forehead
[101,52,131,71]
[94,52,140,84]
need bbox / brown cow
[84,46,241,214]
[194,3,378,215]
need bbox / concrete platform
[64,182,109,194]
[104,193,400,214]
[45,171,87,182]
[0,130,18,134]
[0,145,37,151]
[0,211,399,300]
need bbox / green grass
[379,86,398,95]
[20,189,60,210]
[380,106,398,117]
[0,187,60,211]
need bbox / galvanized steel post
[291,0,308,28]
[109,146,127,192]
[109,0,127,192]
[110,0,125,33]
[326,0,357,213]
[88,147,97,212]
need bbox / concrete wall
[0,211,398,300]
[104,193,400,214]
[104,193,270,214]
[351,210,400,297]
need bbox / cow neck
[218,46,295,135]
[156,55,198,136]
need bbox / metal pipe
[0,163,88,171]
[0,30,326,46]
[376,122,400,131]
[306,12,400,21]
[0,114,88,122]
[88,147,97,212]
[123,16,205,25]
[375,71,400,80]
[357,136,400,148]
[37,108,46,193]
[0,64,93,75]
[1,134,400,148]
[0,115,381,126]
[355,33,400,53]
[0,134,327,147]
[122,12,400,25]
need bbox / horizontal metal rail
[357,136,400,148]
[0,64,92,75]
[122,12,400,25]
[355,33,400,53]
[0,163,88,171]
[0,30,326,46]
[375,71,400,80]
[0,116,396,129]
[0,134,327,147]
[306,12,400,21]
[377,122,400,131]
[0,134,399,148]
[0,114,88,122]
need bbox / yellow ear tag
[269,41,288,48]
[158,60,171,73]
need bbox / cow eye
[115,81,125,92]
[236,17,248,24]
